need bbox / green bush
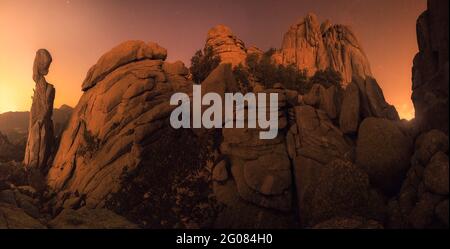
[189,47,221,84]
[310,68,343,90]
[232,63,250,92]
[245,48,309,93]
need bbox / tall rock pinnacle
[24,49,56,170]
[272,13,373,87]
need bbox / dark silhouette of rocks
[412,0,449,134]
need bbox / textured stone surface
[273,13,372,86]
[206,25,247,67]
[47,41,193,209]
[24,49,56,171]
[304,159,371,226]
[356,118,413,194]
[411,0,449,134]
[423,151,449,195]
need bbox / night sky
[0,0,426,119]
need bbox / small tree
[309,68,343,90]
[189,47,221,84]
[232,63,250,92]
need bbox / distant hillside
[0,105,73,144]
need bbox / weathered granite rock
[356,118,413,194]
[411,0,449,134]
[273,13,373,86]
[387,129,448,228]
[423,151,449,195]
[206,25,247,67]
[82,41,167,91]
[24,49,56,171]
[46,41,222,229]
[220,88,292,212]
[289,105,353,224]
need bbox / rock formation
[387,0,449,229]
[205,25,248,66]
[47,41,219,228]
[272,13,373,86]
[1,1,446,229]
[411,0,449,134]
[23,49,56,171]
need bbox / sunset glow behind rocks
[0,0,426,119]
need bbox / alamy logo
[169,85,279,139]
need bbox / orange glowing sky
[0,0,426,119]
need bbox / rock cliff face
[24,49,56,171]
[205,25,248,67]
[412,0,449,134]
[386,0,449,229]
[272,13,373,86]
[47,41,219,228]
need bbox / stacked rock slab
[388,130,448,228]
[47,41,194,211]
[202,65,295,228]
[24,49,56,171]
[272,13,373,86]
[412,0,449,134]
[205,25,248,67]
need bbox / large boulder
[82,40,167,91]
[423,151,449,195]
[356,118,413,194]
[388,129,448,229]
[220,88,292,212]
[414,129,449,164]
[47,41,219,228]
[205,25,247,67]
[303,159,372,226]
[289,105,353,224]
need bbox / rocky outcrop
[412,0,449,134]
[24,49,56,171]
[205,25,247,67]
[47,41,220,228]
[356,118,413,195]
[273,13,373,86]
[388,130,448,228]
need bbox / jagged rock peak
[82,40,168,91]
[205,24,247,66]
[273,12,372,86]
